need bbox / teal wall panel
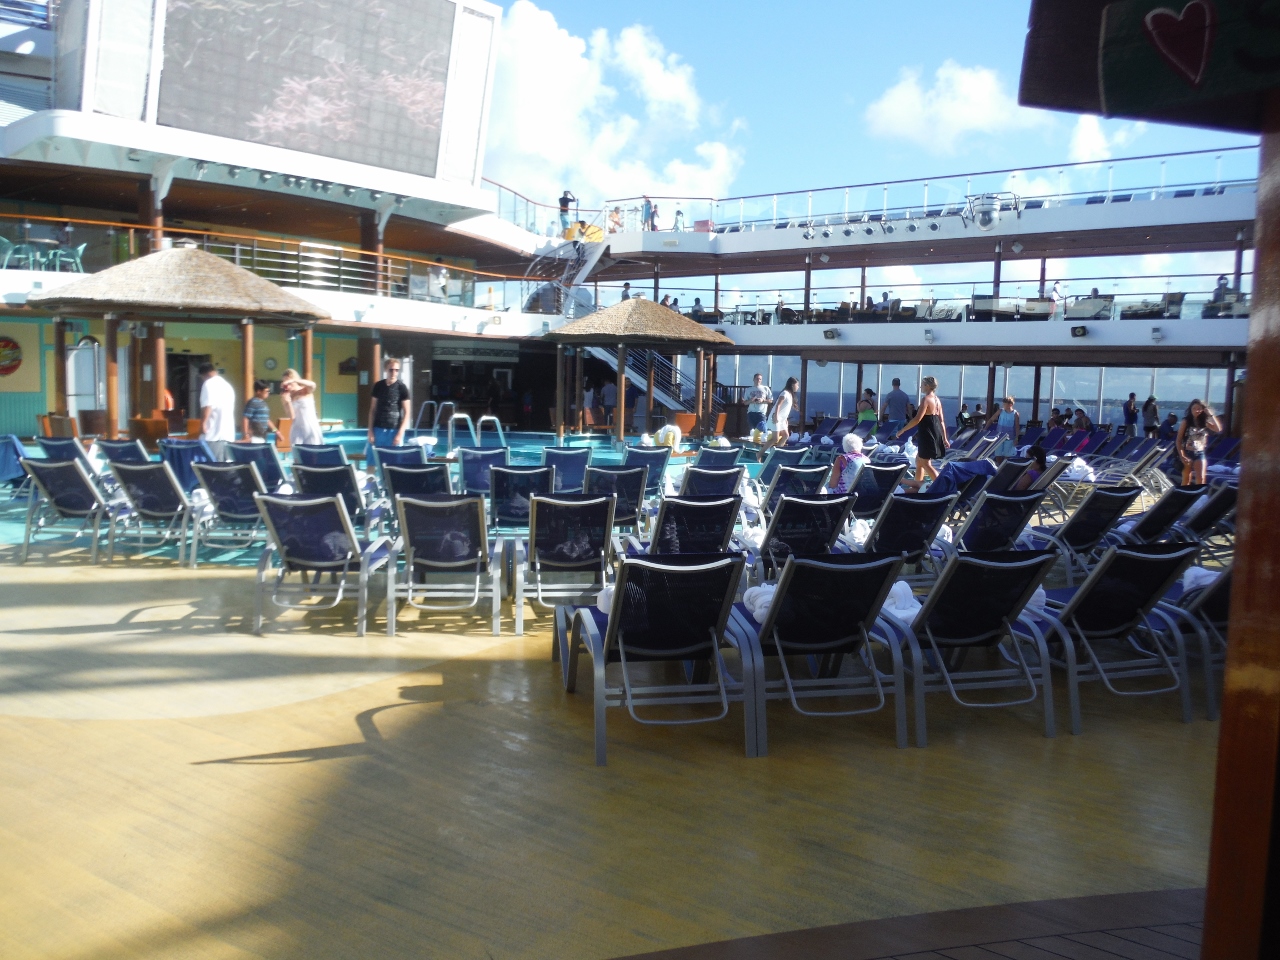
[321,393,358,426]
[0,393,47,437]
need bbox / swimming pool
[319,429,628,466]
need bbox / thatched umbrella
[27,243,330,438]
[545,298,733,441]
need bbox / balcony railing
[0,0,49,27]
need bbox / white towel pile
[712,436,731,448]
[903,440,918,460]
[409,435,438,450]
[596,584,615,615]
[1024,585,1049,617]
[1181,566,1220,592]
[639,433,655,447]
[882,581,922,621]
[844,517,872,548]
[743,584,777,623]
[737,527,765,552]
[935,524,953,544]
[1063,457,1095,481]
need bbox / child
[242,379,278,442]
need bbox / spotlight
[394,195,407,207]
[259,171,273,182]
[822,225,832,238]
[226,165,241,179]
[344,185,357,197]
[864,227,874,235]
[1071,325,1088,338]
[194,160,207,177]
[281,175,296,187]
[973,194,1000,230]
[822,328,840,340]
[929,221,940,231]
[803,226,815,240]
[369,191,382,201]
[907,222,917,232]
[884,224,894,234]
[843,226,854,237]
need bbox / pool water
[319,429,628,466]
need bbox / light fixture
[884,224,894,233]
[1011,240,1024,254]
[821,225,832,238]
[226,165,241,179]
[281,175,296,186]
[924,328,934,344]
[1151,326,1163,343]
[973,194,1000,230]
[259,171,274,182]
[822,328,840,340]
[864,226,875,235]
[394,195,407,207]
[907,222,917,232]
[929,221,940,231]
[1071,325,1088,338]
[369,191,382,201]
[819,253,830,263]
[803,226,815,240]
[843,226,854,237]
[344,185,357,197]
[195,160,208,177]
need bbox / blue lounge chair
[19,458,114,563]
[861,492,957,578]
[457,447,510,494]
[542,447,592,493]
[948,490,1046,552]
[749,464,829,524]
[627,495,742,557]
[254,493,392,637]
[1021,485,1144,584]
[680,466,744,498]
[191,462,268,567]
[694,446,743,468]
[293,443,348,466]
[623,446,671,499]
[158,438,217,494]
[106,462,195,564]
[292,463,386,538]
[1158,565,1232,721]
[489,465,554,532]
[1106,484,1207,547]
[386,495,502,637]
[554,553,753,764]
[227,441,290,493]
[513,493,617,635]
[584,466,648,531]
[382,463,452,501]
[743,493,855,582]
[756,447,808,489]
[96,439,151,465]
[850,463,909,521]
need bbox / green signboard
[1101,0,1280,115]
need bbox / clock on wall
[264,357,278,371]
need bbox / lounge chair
[254,493,392,637]
[292,463,387,538]
[19,458,115,563]
[190,462,268,567]
[373,445,428,470]
[881,550,1061,745]
[694,446,743,468]
[743,493,855,582]
[748,464,829,524]
[382,463,452,501]
[489,466,555,533]
[158,438,217,494]
[860,492,956,580]
[947,490,1046,552]
[386,495,501,637]
[850,463,908,520]
[293,443,349,466]
[106,462,195,564]
[623,446,671,499]
[457,447,510,495]
[756,447,809,489]
[512,493,616,636]
[1168,484,1237,562]
[584,466,648,531]
[542,447,592,493]
[730,552,909,750]
[554,553,753,764]
[1022,485,1144,584]
[680,466,745,498]
[1036,542,1201,732]
[627,495,741,557]
[227,441,290,493]
[95,439,151,466]
[1158,566,1232,720]
[1107,484,1207,547]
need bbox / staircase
[522,208,610,318]
[585,346,725,416]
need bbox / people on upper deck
[874,292,891,313]
[865,296,875,311]
[659,294,671,309]
[621,282,631,301]
[1050,280,1065,320]
[1211,275,1231,304]
[608,206,623,233]
[691,298,705,319]
[641,196,653,231]
[1142,395,1160,438]
[559,190,576,233]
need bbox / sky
[482,1,1259,316]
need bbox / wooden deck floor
[0,554,1218,960]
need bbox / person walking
[280,369,323,446]
[600,378,617,425]
[198,362,236,460]
[365,356,410,462]
[1122,392,1139,438]
[856,388,877,425]
[241,380,279,442]
[896,376,948,485]
[745,373,772,432]
[994,396,1021,457]
[1142,395,1160,438]
[881,377,911,434]
[1176,399,1222,485]
[760,377,798,454]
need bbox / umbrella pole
[695,348,704,436]
[615,345,627,444]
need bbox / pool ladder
[421,401,506,450]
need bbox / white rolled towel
[743,583,777,622]
[713,436,731,448]
[596,584,615,615]
[409,435,438,450]
[903,441,918,460]
[847,517,872,547]
[935,524,954,544]
[1024,585,1048,616]
[1181,566,1220,592]
[737,527,765,552]
[1064,457,1095,481]
[882,580,922,621]
[639,433,655,447]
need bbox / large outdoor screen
[157,0,456,178]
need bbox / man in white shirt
[198,362,237,460]
[600,379,618,424]
[745,373,772,431]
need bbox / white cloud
[1068,115,1148,163]
[484,2,742,208]
[865,61,1048,153]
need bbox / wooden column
[301,327,314,381]
[708,353,718,432]
[105,316,119,439]
[614,345,627,444]
[152,323,166,418]
[357,337,380,431]
[574,351,585,432]
[240,320,254,433]
[360,210,384,296]
[1202,96,1280,960]
[1224,357,1237,437]
[554,345,566,443]
[129,324,142,418]
[646,350,656,433]
[53,318,67,416]
[694,348,705,433]
[799,358,809,429]
[985,362,996,423]
[1031,364,1043,424]
[992,242,1003,298]
[652,265,660,301]
[138,182,162,253]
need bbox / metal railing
[0,0,50,27]
[482,178,602,240]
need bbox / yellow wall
[324,337,358,395]
[0,321,42,393]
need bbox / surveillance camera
[972,195,1000,231]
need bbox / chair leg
[593,652,608,766]
[386,557,398,637]
[906,633,928,748]
[1199,622,1220,722]
[254,551,270,636]
[1057,626,1083,736]
[886,635,908,749]
[356,563,369,637]
[491,565,501,636]
[1030,633,1056,738]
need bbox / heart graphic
[1142,1,1217,87]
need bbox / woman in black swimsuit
[896,375,948,485]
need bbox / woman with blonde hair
[280,367,324,446]
[896,375,948,484]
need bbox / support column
[302,327,314,381]
[855,363,864,403]
[985,362,996,423]
[653,264,660,301]
[360,209,384,296]
[129,324,142,419]
[554,345,566,443]
[152,323,166,418]
[1031,364,1042,424]
[357,336,381,432]
[837,363,845,418]
[53,318,68,417]
[575,350,585,432]
[1224,357,1237,436]
[240,320,254,431]
[713,273,720,315]
[799,358,809,429]
[105,315,120,439]
[708,353,718,431]
[1038,258,1047,298]
[1234,228,1246,294]
[138,183,163,253]
[1201,95,1280,960]
[646,351,655,433]
[694,348,705,433]
[803,255,812,315]
[993,242,1003,298]
[859,266,867,309]
[614,345,627,444]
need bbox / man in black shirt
[366,356,411,462]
